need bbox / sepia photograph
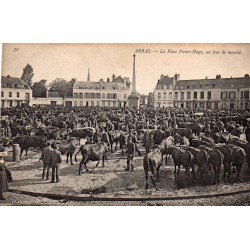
[1,43,250,206]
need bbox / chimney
[107,77,110,82]
[46,88,49,98]
[174,73,180,82]
[112,74,115,81]
[7,75,10,78]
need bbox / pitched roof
[157,75,174,85]
[176,76,250,89]
[74,81,101,89]
[1,76,31,89]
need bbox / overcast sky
[2,43,250,94]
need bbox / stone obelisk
[128,54,140,110]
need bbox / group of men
[41,142,62,183]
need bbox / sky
[1,43,250,94]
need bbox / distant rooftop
[1,75,31,89]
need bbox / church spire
[87,68,90,81]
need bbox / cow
[54,128,68,140]
[119,132,129,155]
[107,130,122,153]
[214,144,234,182]
[227,144,246,182]
[228,138,250,170]
[213,132,231,144]
[167,146,195,178]
[74,142,109,175]
[143,144,166,189]
[198,145,224,184]
[12,135,47,157]
[173,128,192,139]
[58,137,78,165]
[182,146,210,180]
[70,127,96,143]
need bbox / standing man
[143,126,153,153]
[41,142,52,180]
[50,143,62,183]
[124,136,135,172]
[245,121,250,143]
[0,146,9,201]
[131,131,142,156]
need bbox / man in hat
[41,141,52,180]
[124,136,135,172]
[0,145,9,200]
[50,143,62,183]
[245,121,250,143]
[153,125,164,145]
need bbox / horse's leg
[79,160,83,175]
[70,153,73,165]
[102,154,105,167]
[66,153,69,164]
[145,171,149,189]
[25,148,28,156]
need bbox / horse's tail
[74,146,81,163]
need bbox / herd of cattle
[1,106,250,189]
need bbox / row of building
[1,72,250,110]
[1,74,132,108]
[152,73,250,110]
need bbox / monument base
[128,93,140,110]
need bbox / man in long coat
[143,127,154,153]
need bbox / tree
[32,79,47,97]
[49,78,76,97]
[21,64,34,87]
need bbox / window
[25,93,30,99]
[187,85,190,89]
[205,85,209,89]
[102,93,105,99]
[241,91,244,99]
[231,83,234,88]
[91,101,94,106]
[1,91,3,97]
[169,92,172,99]
[244,91,249,99]
[212,84,215,88]
[181,92,184,99]
[158,93,161,99]
[163,92,166,99]
[200,92,204,99]
[73,93,77,98]
[17,92,20,98]
[79,93,83,98]
[97,101,100,106]
[207,91,211,99]
[174,92,178,100]
[221,91,227,99]
[229,92,236,99]
[124,94,127,100]
[80,101,83,106]
[74,101,77,107]
[169,84,172,89]
[199,85,203,89]
[9,92,12,97]
[187,92,191,99]
[194,92,197,99]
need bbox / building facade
[153,74,250,110]
[1,76,33,107]
[70,75,131,108]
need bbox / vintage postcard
[1,43,250,206]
